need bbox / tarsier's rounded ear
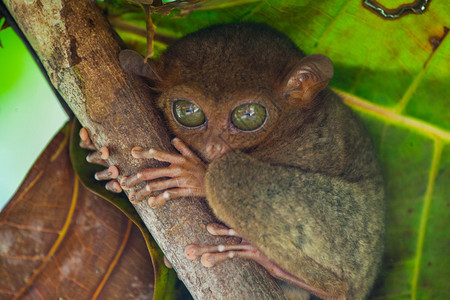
[283,54,334,106]
[119,49,161,82]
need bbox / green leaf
[84,1,450,298]
[219,4,447,299]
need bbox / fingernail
[107,166,119,179]
[100,146,109,159]
[106,181,122,193]
[131,146,143,158]
[185,244,201,259]
[129,191,138,203]
[112,182,122,193]
[79,128,88,140]
[120,176,128,187]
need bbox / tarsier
[81,23,385,299]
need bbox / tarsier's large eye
[231,103,267,131]
[173,100,206,127]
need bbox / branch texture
[2,0,286,298]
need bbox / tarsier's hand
[79,128,122,193]
[121,137,207,208]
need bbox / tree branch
[2,0,286,298]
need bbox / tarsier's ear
[282,54,333,106]
[119,49,161,82]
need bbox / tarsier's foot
[120,137,207,207]
[79,128,122,193]
[186,223,312,291]
[186,223,264,267]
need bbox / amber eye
[231,103,266,131]
[173,100,206,127]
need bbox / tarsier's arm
[204,151,384,299]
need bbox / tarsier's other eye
[173,100,206,127]
[231,103,267,131]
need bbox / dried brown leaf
[0,124,154,299]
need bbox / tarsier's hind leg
[185,223,330,299]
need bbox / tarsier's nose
[205,143,228,162]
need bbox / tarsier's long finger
[128,177,186,202]
[132,146,187,165]
[185,243,255,260]
[120,166,184,189]
[86,146,110,167]
[188,242,319,295]
[206,223,241,237]
[171,138,202,163]
[105,180,123,193]
[200,250,260,268]
[196,245,312,292]
[146,188,194,208]
[128,185,156,204]
[79,128,96,150]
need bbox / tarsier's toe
[120,173,143,190]
[201,253,225,268]
[128,190,139,204]
[147,192,170,208]
[207,223,239,237]
[98,146,109,160]
[119,176,131,190]
[131,146,155,159]
[163,256,173,269]
[201,253,214,267]
[128,183,153,202]
[79,128,96,150]
[94,166,119,181]
[185,244,202,260]
[105,180,122,193]
[86,147,110,166]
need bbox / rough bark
[2,0,286,299]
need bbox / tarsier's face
[147,24,332,163]
[158,85,280,163]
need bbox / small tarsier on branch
[80,23,385,300]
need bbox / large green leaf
[105,1,449,299]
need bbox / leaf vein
[336,89,450,141]
[411,139,442,299]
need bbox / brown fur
[121,23,385,299]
